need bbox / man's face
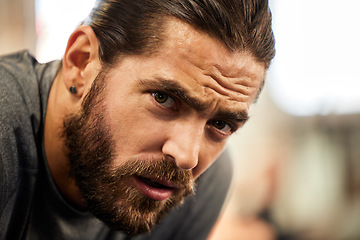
[63,18,265,234]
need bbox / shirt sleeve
[0,51,42,240]
[0,66,21,217]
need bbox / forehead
[109,18,265,114]
[156,18,266,107]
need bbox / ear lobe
[62,25,100,98]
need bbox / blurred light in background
[30,1,360,239]
[269,0,360,116]
[35,0,95,62]
[36,0,360,118]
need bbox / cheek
[106,99,167,154]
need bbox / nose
[162,121,203,170]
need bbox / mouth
[133,176,178,201]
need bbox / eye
[152,92,176,109]
[211,120,234,135]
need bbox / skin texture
[44,17,265,232]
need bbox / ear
[62,25,100,98]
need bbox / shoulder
[198,148,233,190]
[0,50,42,218]
[0,50,42,115]
[186,149,234,221]
[0,50,42,169]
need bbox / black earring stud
[69,86,77,94]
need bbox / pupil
[214,121,225,129]
[155,93,167,103]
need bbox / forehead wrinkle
[205,53,265,102]
[202,73,255,103]
[202,59,266,105]
[184,56,262,105]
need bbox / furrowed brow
[138,78,249,123]
[214,109,249,123]
[138,78,209,111]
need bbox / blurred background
[1,0,359,239]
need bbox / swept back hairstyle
[86,0,275,68]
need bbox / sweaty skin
[103,18,265,181]
[44,17,265,209]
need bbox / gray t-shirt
[0,50,233,240]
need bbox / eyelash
[152,92,178,110]
[151,91,238,136]
[209,120,237,135]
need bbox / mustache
[106,156,195,191]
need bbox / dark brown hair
[87,0,275,68]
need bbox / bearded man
[0,0,275,239]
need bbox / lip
[132,176,178,201]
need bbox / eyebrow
[214,110,249,123]
[138,77,249,122]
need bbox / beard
[62,70,195,235]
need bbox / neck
[44,71,87,209]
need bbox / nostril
[164,154,176,162]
